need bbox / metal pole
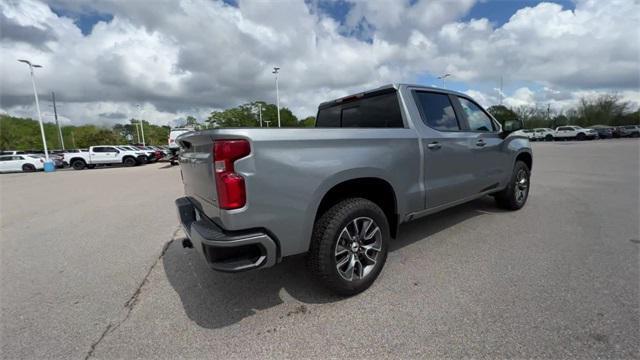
[273,67,281,128]
[137,104,146,146]
[134,121,141,143]
[140,120,146,146]
[258,103,263,127]
[52,91,64,150]
[26,65,49,161]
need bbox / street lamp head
[272,66,280,74]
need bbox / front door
[454,96,508,193]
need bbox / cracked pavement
[1,140,639,359]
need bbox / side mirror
[500,119,523,139]
[503,119,523,132]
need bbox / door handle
[427,142,441,150]
[476,139,486,147]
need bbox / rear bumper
[175,197,277,272]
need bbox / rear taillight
[213,139,250,209]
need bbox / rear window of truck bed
[315,90,404,128]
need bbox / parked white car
[532,128,556,141]
[512,129,536,140]
[64,145,147,170]
[0,150,27,156]
[168,128,193,150]
[554,126,597,140]
[0,154,44,172]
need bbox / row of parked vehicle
[515,125,640,141]
[0,145,172,173]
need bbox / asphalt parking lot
[1,140,638,359]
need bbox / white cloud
[1,0,638,126]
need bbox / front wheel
[22,164,36,172]
[123,157,137,167]
[495,160,530,210]
[545,134,553,141]
[308,198,389,296]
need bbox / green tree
[487,105,518,125]
[299,116,316,127]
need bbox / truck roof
[318,83,469,109]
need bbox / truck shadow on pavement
[163,196,504,329]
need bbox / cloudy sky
[1,0,639,126]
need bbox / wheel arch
[515,151,532,171]
[314,177,399,239]
[69,157,86,165]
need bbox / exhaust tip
[182,239,193,249]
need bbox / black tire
[72,159,86,170]
[22,164,36,172]
[123,157,137,167]
[495,160,530,210]
[308,198,389,296]
[576,133,586,141]
[545,134,553,141]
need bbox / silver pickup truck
[175,84,532,295]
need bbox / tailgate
[178,133,219,213]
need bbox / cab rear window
[316,90,404,128]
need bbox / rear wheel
[308,198,389,296]
[22,164,36,172]
[576,133,586,141]
[545,134,553,141]
[72,159,86,170]
[495,160,530,210]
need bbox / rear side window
[414,92,460,131]
[316,91,403,128]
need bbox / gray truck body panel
[178,84,531,261]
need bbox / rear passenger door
[412,90,480,209]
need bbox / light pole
[18,59,54,172]
[437,73,451,89]
[133,121,141,143]
[272,67,281,127]
[51,92,64,150]
[136,104,146,146]
[258,103,263,127]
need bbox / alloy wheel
[515,169,529,204]
[334,217,382,281]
